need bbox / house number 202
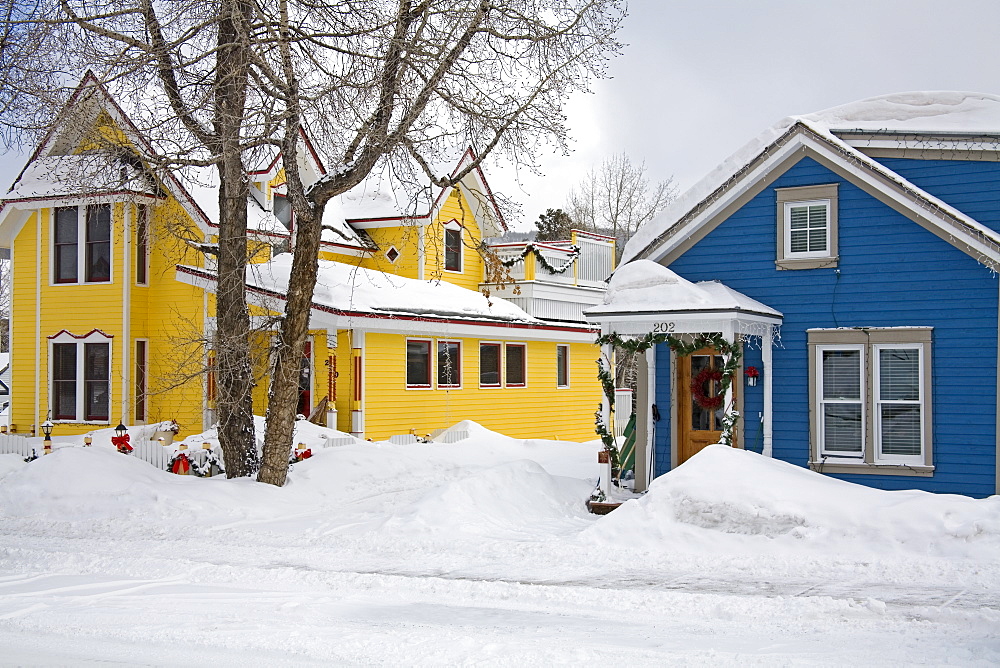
[652,321,676,333]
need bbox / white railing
[0,433,39,458]
[576,233,615,287]
[614,388,634,439]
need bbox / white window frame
[443,220,463,273]
[405,338,433,389]
[556,344,570,389]
[135,204,149,286]
[505,342,527,388]
[873,343,925,465]
[783,199,831,259]
[808,328,933,476]
[49,329,113,424]
[816,344,866,460]
[437,339,462,389]
[479,341,502,389]
[52,204,114,285]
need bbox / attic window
[776,184,839,270]
[444,221,462,272]
[385,246,400,263]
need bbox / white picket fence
[0,432,40,459]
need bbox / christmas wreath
[691,367,724,410]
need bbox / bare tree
[256,0,626,486]
[566,152,676,257]
[1,0,626,485]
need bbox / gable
[633,124,1000,271]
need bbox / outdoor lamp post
[41,418,53,455]
[113,422,133,455]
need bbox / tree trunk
[213,0,257,477]
[258,209,321,486]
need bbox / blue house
[587,92,1000,498]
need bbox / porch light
[115,422,128,439]
[40,418,53,442]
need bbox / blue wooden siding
[657,156,998,497]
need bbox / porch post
[599,336,613,499]
[721,322,736,445]
[350,329,365,438]
[762,326,773,457]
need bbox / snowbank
[385,460,593,538]
[587,445,1000,558]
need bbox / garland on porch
[593,331,743,447]
[499,243,581,274]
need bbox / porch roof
[584,260,782,335]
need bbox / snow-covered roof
[623,92,1000,266]
[585,260,781,319]
[182,253,540,325]
[5,154,158,201]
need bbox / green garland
[500,243,581,274]
[595,331,743,447]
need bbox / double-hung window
[444,221,462,272]
[406,339,432,388]
[776,184,838,270]
[809,328,932,474]
[556,345,569,388]
[54,204,112,283]
[506,343,526,387]
[438,340,461,388]
[480,343,501,388]
[50,330,112,422]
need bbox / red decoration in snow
[291,448,313,463]
[691,367,724,410]
[170,452,191,475]
[112,434,133,455]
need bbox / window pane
[274,195,291,231]
[789,206,809,230]
[879,348,919,401]
[52,343,77,420]
[406,340,430,386]
[690,355,711,431]
[822,350,860,399]
[135,340,146,421]
[55,207,78,243]
[438,341,460,386]
[557,345,568,387]
[85,343,110,421]
[86,205,111,281]
[824,404,863,453]
[445,228,461,271]
[506,345,525,385]
[480,344,500,385]
[808,227,827,252]
[55,207,78,282]
[881,405,921,456]
[136,204,148,284]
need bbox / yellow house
[0,75,609,443]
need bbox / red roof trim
[47,328,114,340]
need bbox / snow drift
[587,445,1000,557]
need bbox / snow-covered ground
[0,421,997,666]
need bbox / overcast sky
[497,0,1000,229]
[3,0,1000,232]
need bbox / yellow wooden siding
[9,196,209,438]
[360,332,600,441]
[423,189,485,290]
[357,224,422,278]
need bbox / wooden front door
[677,348,732,464]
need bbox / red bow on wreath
[112,434,133,454]
[691,367,724,410]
